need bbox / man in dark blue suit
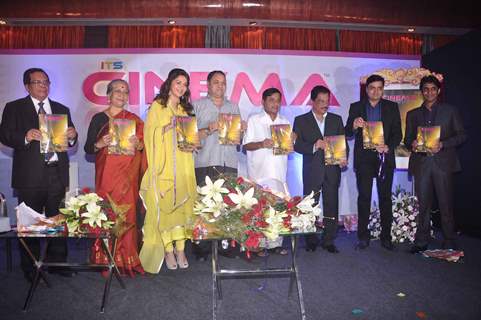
[0,68,77,281]
[345,74,402,251]
[404,75,466,252]
[293,86,348,253]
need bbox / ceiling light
[0,19,7,25]
[205,4,223,8]
[407,27,415,32]
[243,3,263,7]
[249,21,257,26]
[168,19,176,25]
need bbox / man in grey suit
[404,75,467,253]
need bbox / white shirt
[243,110,289,191]
[312,111,327,153]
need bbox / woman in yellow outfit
[139,68,197,272]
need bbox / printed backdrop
[0,48,420,222]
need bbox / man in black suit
[0,68,77,281]
[404,75,466,253]
[293,85,348,253]
[345,74,402,251]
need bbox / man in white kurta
[243,88,290,252]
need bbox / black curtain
[422,28,481,237]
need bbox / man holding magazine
[243,88,290,256]
[192,70,246,260]
[293,85,348,253]
[0,68,77,281]
[404,75,466,253]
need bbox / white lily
[202,201,226,219]
[199,176,229,203]
[81,202,107,228]
[263,207,288,240]
[78,193,103,205]
[65,196,86,211]
[228,187,258,210]
[290,213,316,232]
[296,191,316,213]
[193,201,207,215]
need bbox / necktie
[38,101,46,115]
[38,101,54,162]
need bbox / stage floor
[1,230,480,320]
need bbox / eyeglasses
[112,89,129,95]
[30,80,50,86]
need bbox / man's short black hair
[366,74,385,87]
[419,75,441,90]
[207,70,226,82]
[310,85,331,101]
[23,68,49,85]
[262,87,282,100]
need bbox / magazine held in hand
[324,135,347,165]
[39,114,68,153]
[271,124,293,155]
[362,121,384,150]
[176,116,200,151]
[218,113,241,145]
[108,118,136,155]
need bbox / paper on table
[16,202,52,230]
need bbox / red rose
[236,177,244,184]
[223,195,236,207]
[255,220,268,228]
[244,230,263,249]
[242,212,252,224]
[81,187,91,194]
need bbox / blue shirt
[365,100,381,122]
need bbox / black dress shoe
[442,240,458,250]
[355,240,369,250]
[321,244,339,253]
[305,244,317,252]
[410,245,428,254]
[381,240,395,251]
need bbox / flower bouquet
[369,186,427,243]
[60,188,131,237]
[192,174,320,251]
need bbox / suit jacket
[404,102,466,176]
[293,111,348,195]
[345,99,402,170]
[0,96,76,189]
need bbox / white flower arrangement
[192,175,320,250]
[369,186,429,243]
[60,191,130,235]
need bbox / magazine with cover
[415,126,441,153]
[39,114,67,153]
[270,124,293,155]
[176,116,200,151]
[218,113,241,145]
[362,121,384,150]
[108,118,136,155]
[324,135,347,165]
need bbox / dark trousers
[305,172,339,247]
[414,158,456,247]
[18,166,67,273]
[356,162,394,242]
[192,166,237,258]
